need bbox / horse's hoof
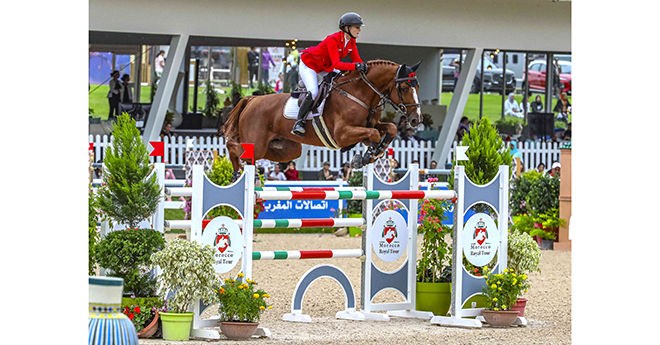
[351,154,363,169]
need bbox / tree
[96,113,161,229]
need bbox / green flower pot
[160,311,194,341]
[415,282,451,316]
[348,214,363,237]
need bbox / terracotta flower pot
[481,310,520,328]
[219,321,259,340]
[510,298,527,317]
[137,311,159,338]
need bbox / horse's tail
[223,96,255,142]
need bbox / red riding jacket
[300,31,363,73]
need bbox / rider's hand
[355,63,368,73]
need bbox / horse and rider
[220,12,423,177]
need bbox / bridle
[330,66,421,125]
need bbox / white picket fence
[89,134,565,172]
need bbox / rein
[330,69,421,124]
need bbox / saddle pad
[283,97,327,120]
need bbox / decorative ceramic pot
[481,310,520,328]
[510,298,528,317]
[219,322,259,340]
[415,282,451,316]
[88,276,139,345]
[137,311,159,338]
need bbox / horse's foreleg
[335,126,381,169]
[372,122,398,160]
[226,139,244,176]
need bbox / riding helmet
[339,12,365,30]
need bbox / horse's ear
[411,60,422,72]
[397,64,408,78]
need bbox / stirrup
[291,120,306,136]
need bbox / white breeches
[299,59,339,99]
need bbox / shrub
[346,171,363,214]
[95,113,161,229]
[527,175,560,216]
[507,230,541,276]
[96,229,165,297]
[89,188,100,275]
[509,170,543,216]
[482,269,529,311]
[151,239,218,313]
[205,156,265,220]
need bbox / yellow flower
[259,306,265,310]
[494,308,499,311]
[237,273,245,278]
[519,284,522,287]
[525,289,528,293]
[522,275,527,280]
[238,285,244,290]
[253,293,260,298]
[214,289,218,293]
[219,288,225,294]
[492,298,497,302]
[502,305,507,310]
[225,278,231,282]
[497,281,501,285]
[512,273,517,277]
[512,278,517,285]
[267,306,273,309]
[503,269,508,273]
[264,294,270,298]
[491,284,497,289]
[498,287,502,291]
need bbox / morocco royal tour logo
[382,218,398,244]
[473,219,488,245]
[214,224,231,253]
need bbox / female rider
[291,12,368,136]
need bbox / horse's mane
[366,59,398,67]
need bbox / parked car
[521,59,571,95]
[442,54,516,94]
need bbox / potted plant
[121,296,167,338]
[507,230,541,316]
[151,239,219,341]
[213,273,272,340]
[481,268,529,327]
[415,178,453,316]
[531,208,566,250]
[202,80,221,128]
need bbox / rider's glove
[355,63,368,74]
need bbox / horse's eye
[401,86,409,92]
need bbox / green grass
[89,84,261,120]
[439,92,572,124]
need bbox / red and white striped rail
[255,189,456,201]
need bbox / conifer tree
[96,113,161,229]
[449,117,513,188]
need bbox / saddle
[291,71,339,113]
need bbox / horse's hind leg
[226,139,244,174]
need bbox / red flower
[128,313,134,320]
[477,273,481,276]
[474,268,478,273]
[135,307,141,314]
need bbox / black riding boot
[291,92,314,137]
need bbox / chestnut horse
[221,60,422,174]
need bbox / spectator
[318,161,336,180]
[553,92,571,119]
[338,162,353,181]
[256,158,272,177]
[261,48,276,85]
[217,97,233,136]
[120,74,133,104]
[562,122,572,141]
[509,141,523,164]
[556,105,570,123]
[160,122,174,142]
[284,161,300,181]
[520,98,531,114]
[231,91,242,107]
[456,116,470,142]
[275,73,284,93]
[553,58,562,97]
[155,50,165,83]
[268,163,287,181]
[390,159,404,182]
[550,134,560,143]
[108,70,122,119]
[549,162,561,178]
[421,160,438,182]
[401,128,420,146]
[504,93,523,118]
[284,49,299,90]
[450,59,461,92]
[530,95,544,113]
[536,163,545,174]
[247,47,259,88]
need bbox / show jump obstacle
[153,160,514,339]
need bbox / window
[513,55,518,64]
[529,63,540,72]
[493,54,498,64]
[539,63,546,73]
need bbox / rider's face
[349,25,361,38]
